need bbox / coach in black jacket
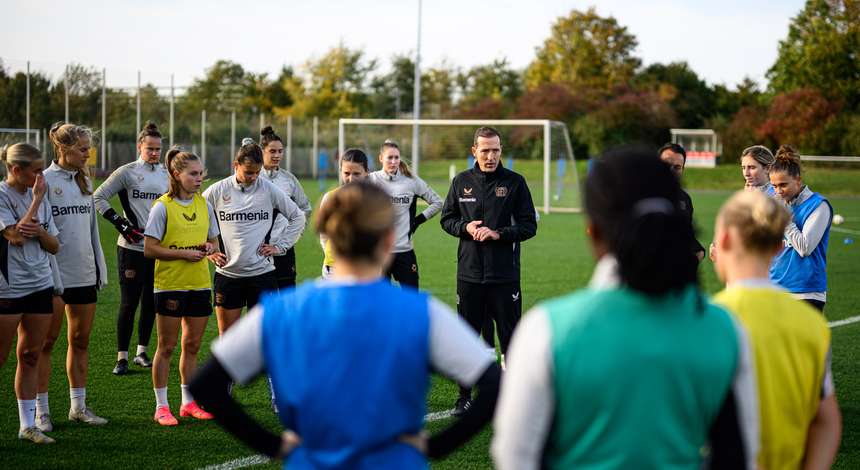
[441,126,537,415]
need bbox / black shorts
[385,250,419,289]
[214,271,278,310]
[117,246,154,285]
[155,290,212,318]
[61,285,98,305]
[0,287,54,315]
[273,248,297,285]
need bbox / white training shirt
[44,162,108,289]
[93,157,169,252]
[212,277,495,387]
[0,182,59,297]
[368,170,443,253]
[203,176,305,278]
[261,167,311,255]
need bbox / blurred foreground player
[191,181,501,469]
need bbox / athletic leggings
[116,246,155,353]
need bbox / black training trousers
[457,279,521,399]
[116,246,155,353]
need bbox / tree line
[1,0,858,161]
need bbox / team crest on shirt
[53,187,62,196]
[495,187,508,197]
[463,187,473,195]
[182,213,197,222]
[137,175,145,182]
[223,193,231,203]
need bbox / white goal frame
[0,128,41,150]
[338,118,580,214]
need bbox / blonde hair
[316,181,394,262]
[740,145,775,168]
[165,147,201,198]
[48,122,94,195]
[718,190,791,254]
[379,139,412,178]
[1,142,42,171]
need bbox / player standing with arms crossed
[440,126,537,415]
[94,122,168,375]
[0,143,60,443]
[37,123,109,430]
[369,139,442,289]
[259,126,312,289]
[144,148,221,426]
[768,145,833,312]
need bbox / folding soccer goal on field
[338,119,581,214]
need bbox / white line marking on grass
[200,454,270,470]
[832,227,860,236]
[197,408,457,470]
[829,315,860,328]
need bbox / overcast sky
[2,0,804,90]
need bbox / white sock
[70,388,86,411]
[18,399,36,430]
[36,393,49,417]
[180,384,193,406]
[154,387,169,409]
[136,345,148,355]
[118,351,128,361]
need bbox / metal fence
[1,58,341,177]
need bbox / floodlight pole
[101,68,106,171]
[25,61,30,143]
[412,0,422,176]
[136,70,141,133]
[169,74,175,147]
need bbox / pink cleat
[154,406,178,426]
[179,401,214,420]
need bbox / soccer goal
[338,118,581,214]
[670,128,720,168]
[0,128,42,151]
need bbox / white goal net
[338,119,581,214]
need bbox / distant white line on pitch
[832,227,860,236]
[196,408,457,470]
[829,315,860,328]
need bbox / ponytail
[586,147,699,297]
[380,139,412,178]
[165,146,201,198]
[49,121,94,195]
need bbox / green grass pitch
[1,161,859,469]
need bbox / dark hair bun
[261,126,275,137]
[144,121,159,132]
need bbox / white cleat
[36,413,53,432]
[68,407,108,425]
[18,426,55,444]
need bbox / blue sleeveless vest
[770,191,831,293]
[261,279,430,469]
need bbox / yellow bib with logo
[153,193,212,292]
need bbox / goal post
[338,118,581,214]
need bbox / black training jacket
[440,163,537,284]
